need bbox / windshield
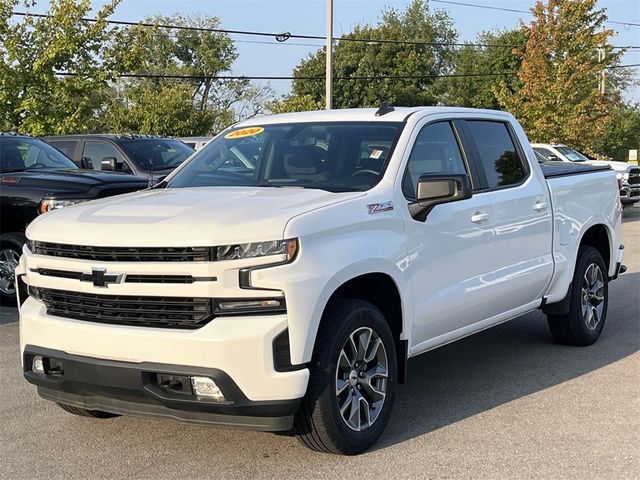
[555,146,590,162]
[0,137,78,172]
[118,139,194,172]
[534,150,549,164]
[167,122,404,192]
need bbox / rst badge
[367,201,394,214]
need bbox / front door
[402,120,497,350]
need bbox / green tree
[0,0,121,134]
[271,0,457,111]
[595,103,640,161]
[443,29,525,109]
[496,0,624,152]
[103,15,272,136]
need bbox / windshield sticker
[367,201,394,214]
[224,127,264,139]
[370,149,383,159]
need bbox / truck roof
[236,106,512,127]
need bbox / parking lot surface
[1,208,638,480]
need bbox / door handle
[534,201,548,212]
[471,212,490,223]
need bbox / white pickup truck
[532,143,640,206]
[17,107,625,454]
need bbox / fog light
[32,355,45,374]
[190,376,225,402]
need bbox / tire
[57,403,120,419]
[547,246,608,346]
[294,299,397,455]
[0,233,25,306]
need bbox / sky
[23,0,640,102]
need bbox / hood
[27,186,364,246]
[1,169,148,196]
[585,160,631,172]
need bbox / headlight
[39,198,87,214]
[216,239,297,261]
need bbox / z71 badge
[367,201,394,214]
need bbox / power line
[53,64,639,81]
[10,10,639,51]
[9,11,521,49]
[55,71,518,81]
[429,0,640,27]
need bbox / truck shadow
[377,271,639,451]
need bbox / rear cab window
[465,121,527,189]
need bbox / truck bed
[540,161,611,178]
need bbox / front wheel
[0,233,24,305]
[295,299,397,454]
[547,246,608,346]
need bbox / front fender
[252,222,410,364]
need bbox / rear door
[463,120,553,312]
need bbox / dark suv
[41,134,194,182]
[0,134,148,303]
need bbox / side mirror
[80,156,93,169]
[408,173,472,222]
[547,155,558,162]
[100,157,117,171]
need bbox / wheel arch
[578,223,612,273]
[316,271,409,383]
[543,222,613,316]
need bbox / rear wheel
[57,403,120,419]
[547,246,608,346]
[295,299,397,454]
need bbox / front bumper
[24,346,300,431]
[620,184,640,204]
[19,297,309,403]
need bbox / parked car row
[0,132,197,302]
[533,143,640,206]
[43,134,195,182]
[10,107,626,454]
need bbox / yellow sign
[224,127,264,139]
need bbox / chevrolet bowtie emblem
[80,268,123,287]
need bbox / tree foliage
[0,4,271,136]
[443,29,525,109]
[271,0,457,111]
[595,103,640,161]
[0,0,120,134]
[496,0,624,152]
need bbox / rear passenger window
[466,121,525,188]
[403,122,467,198]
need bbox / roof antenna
[375,101,395,116]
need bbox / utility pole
[597,48,606,95]
[325,0,333,109]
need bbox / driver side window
[402,122,467,198]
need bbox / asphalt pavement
[1,208,638,479]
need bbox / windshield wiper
[0,167,26,173]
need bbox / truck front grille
[31,242,209,262]
[35,288,212,329]
[629,168,640,185]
